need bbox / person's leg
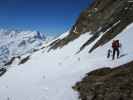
[117,48,120,58]
[112,48,116,60]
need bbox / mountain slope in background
[0,29,46,66]
[0,22,133,100]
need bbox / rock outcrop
[73,61,133,100]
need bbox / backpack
[112,40,120,48]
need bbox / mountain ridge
[0,29,46,66]
[49,0,133,53]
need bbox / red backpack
[112,40,120,48]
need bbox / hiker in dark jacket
[112,40,121,60]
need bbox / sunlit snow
[0,23,133,100]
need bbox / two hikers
[107,39,121,60]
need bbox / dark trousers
[112,48,120,60]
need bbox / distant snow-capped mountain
[0,29,46,66]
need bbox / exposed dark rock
[19,56,30,65]
[33,48,39,52]
[0,68,7,77]
[73,61,133,100]
[49,0,133,53]
[4,56,21,66]
[48,33,79,51]
[4,57,16,66]
[80,0,133,53]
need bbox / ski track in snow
[0,23,133,100]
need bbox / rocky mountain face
[49,0,133,52]
[71,0,133,100]
[0,29,45,66]
[45,0,133,100]
[73,61,133,100]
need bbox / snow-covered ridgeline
[0,29,46,66]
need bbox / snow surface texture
[0,29,46,66]
[0,23,133,100]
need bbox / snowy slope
[0,23,133,100]
[0,29,46,66]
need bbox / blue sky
[0,0,93,36]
